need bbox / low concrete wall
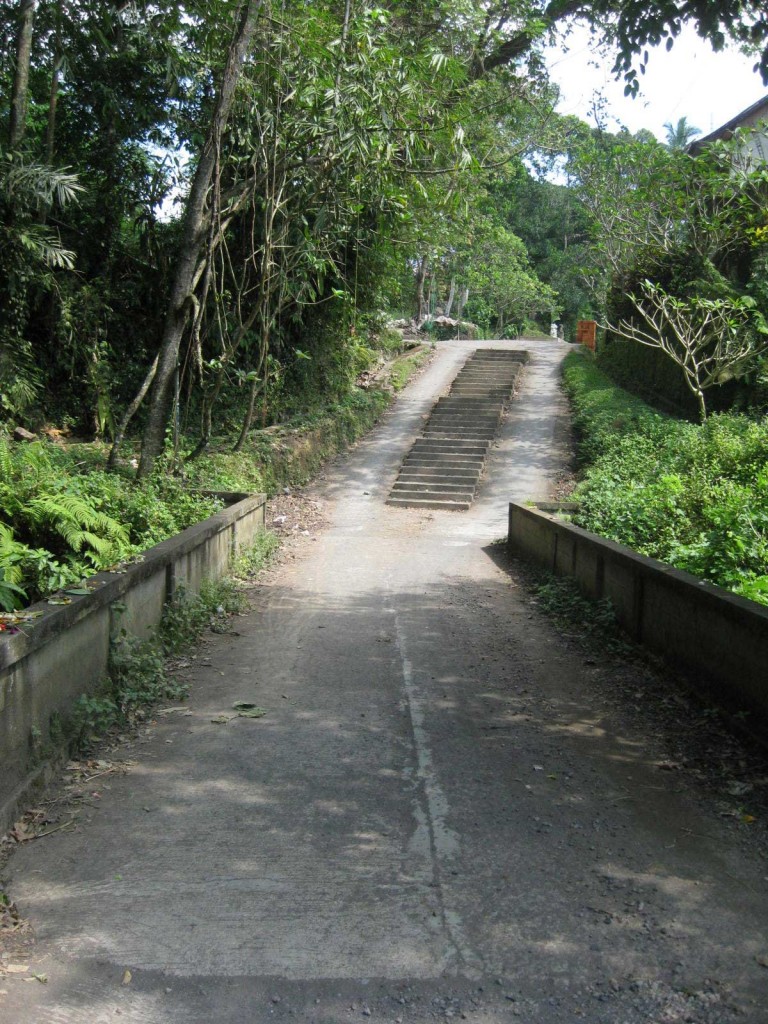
[0,493,266,832]
[508,502,768,722]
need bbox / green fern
[0,523,29,610]
[0,438,13,483]
[27,493,129,565]
[0,439,54,488]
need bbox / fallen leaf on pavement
[237,707,267,719]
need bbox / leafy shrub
[0,437,222,605]
[563,351,768,605]
[159,579,246,656]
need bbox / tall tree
[136,0,263,478]
[8,0,36,149]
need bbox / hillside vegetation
[564,352,768,606]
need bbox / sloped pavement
[2,339,767,1023]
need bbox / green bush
[563,351,768,605]
[0,437,221,605]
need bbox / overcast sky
[545,22,767,142]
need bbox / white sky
[545,22,767,142]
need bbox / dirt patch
[260,490,331,574]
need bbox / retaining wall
[508,502,768,723]
[0,493,267,832]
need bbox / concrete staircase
[387,349,529,510]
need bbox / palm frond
[1,155,84,210]
[18,225,77,269]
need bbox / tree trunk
[456,285,469,318]
[693,387,707,422]
[415,256,428,322]
[45,52,63,165]
[137,0,262,479]
[233,373,261,453]
[106,353,158,469]
[444,277,456,318]
[233,316,268,452]
[9,0,36,150]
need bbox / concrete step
[434,403,505,411]
[428,413,501,423]
[424,422,498,430]
[393,481,479,493]
[386,496,472,511]
[423,429,496,439]
[407,461,484,471]
[387,347,528,512]
[398,479,480,491]
[430,401,503,409]
[412,443,489,452]
[451,382,516,391]
[456,365,521,373]
[425,420,498,429]
[404,456,485,468]
[401,461,482,473]
[457,366,520,373]
[472,349,529,360]
[452,374,515,381]
[435,396,503,405]
[421,438,494,446]
[450,384,514,392]
[453,377,517,385]
[403,452,484,464]
[412,437,490,449]
[426,422,500,432]
[405,455,485,465]
[457,365,521,372]
[399,470,480,482]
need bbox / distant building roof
[689,94,768,154]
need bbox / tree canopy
[2,0,767,465]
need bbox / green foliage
[70,693,120,752]
[533,575,629,656]
[0,436,221,603]
[563,352,768,605]
[5,0,766,446]
[488,160,596,337]
[388,347,433,391]
[71,572,249,750]
[664,117,701,152]
[159,579,247,656]
[0,522,30,610]
[0,439,129,600]
[231,533,280,580]
[109,632,184,714]
[183,386,391,494]
[573,122,768,413]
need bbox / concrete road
[3,339,768,1023]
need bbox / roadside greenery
[69,528,281,754]
[4,0,766,463]
[0,377,393,609]
[0,437,221,608]
[573,124,768,417]
[563,352,768,607]
[71,573,255,752]
[4,1,768,609]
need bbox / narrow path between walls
[3,339,767,1024]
